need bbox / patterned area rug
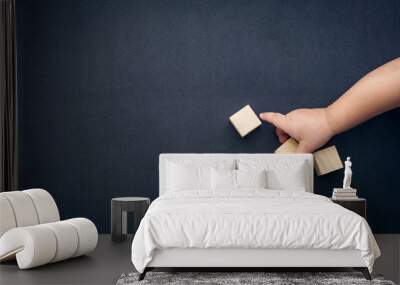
[116,272,396,285]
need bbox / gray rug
[116,272,396,285]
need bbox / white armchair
[0,189,98,269]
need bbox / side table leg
[111,201,124,242]
[121,210,127,240]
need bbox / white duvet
[131,190,380,273]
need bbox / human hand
[260,58,400,153]
[259,108,335,153]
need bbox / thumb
[259,112,289,133]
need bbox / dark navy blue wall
[17,0,400,233]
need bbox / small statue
[342,157,353,189]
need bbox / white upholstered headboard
[159,153,314,195]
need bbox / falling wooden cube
[275,138,343,176]
[313,146,343,176]
[229,105,262,137]
[274,138,299,154]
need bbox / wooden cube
[274,138,299,154]
[229,105,262,137]
[313,145,343,176]
[275,139,343,176]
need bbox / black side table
[111,197,150,242]
[331,198,366,219]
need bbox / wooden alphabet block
[229,105,262,137]
[313,146,343,176]
[274,138,299,154]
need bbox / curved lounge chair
[0,189,97,269]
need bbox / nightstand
[111,197,150,242]
[331,198,366,219]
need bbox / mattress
[131,189,380,273]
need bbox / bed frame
[139,154,371,280]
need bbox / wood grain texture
[229,105,261,137]
[274,138,299,154]
[313,146,343,176]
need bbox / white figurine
[342,157,353,189]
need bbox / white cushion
[0,189,60,238]
[0,226,57,269]
[23,189,60,224]
[159,154,313,195]
[0,218,97,269]
[42,221,78,262]
[65,218,98,257]
[167,163,211,191]
[211,168,236,190]
[211,169,267,190]
[166,160,235,191]
[237,169,267,189]
[1,191,39,227]
[238,159,308,191]
[0,196,17,237]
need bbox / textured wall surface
[17,0,400,233]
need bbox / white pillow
[211,169,267,190]
[266,168,306,191]
[167,163,210,191]
[166,160,235,191]
[237,159,308,191]
[211,168,236,190]
[237,169,267,189]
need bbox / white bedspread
[131,190,380,272]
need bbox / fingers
[259,112,289,133]
[275,128,289,143]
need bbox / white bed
[131,154,380,280]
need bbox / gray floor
[0,234,399,285]
[374,234,400,284]
[0,235,134,285]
